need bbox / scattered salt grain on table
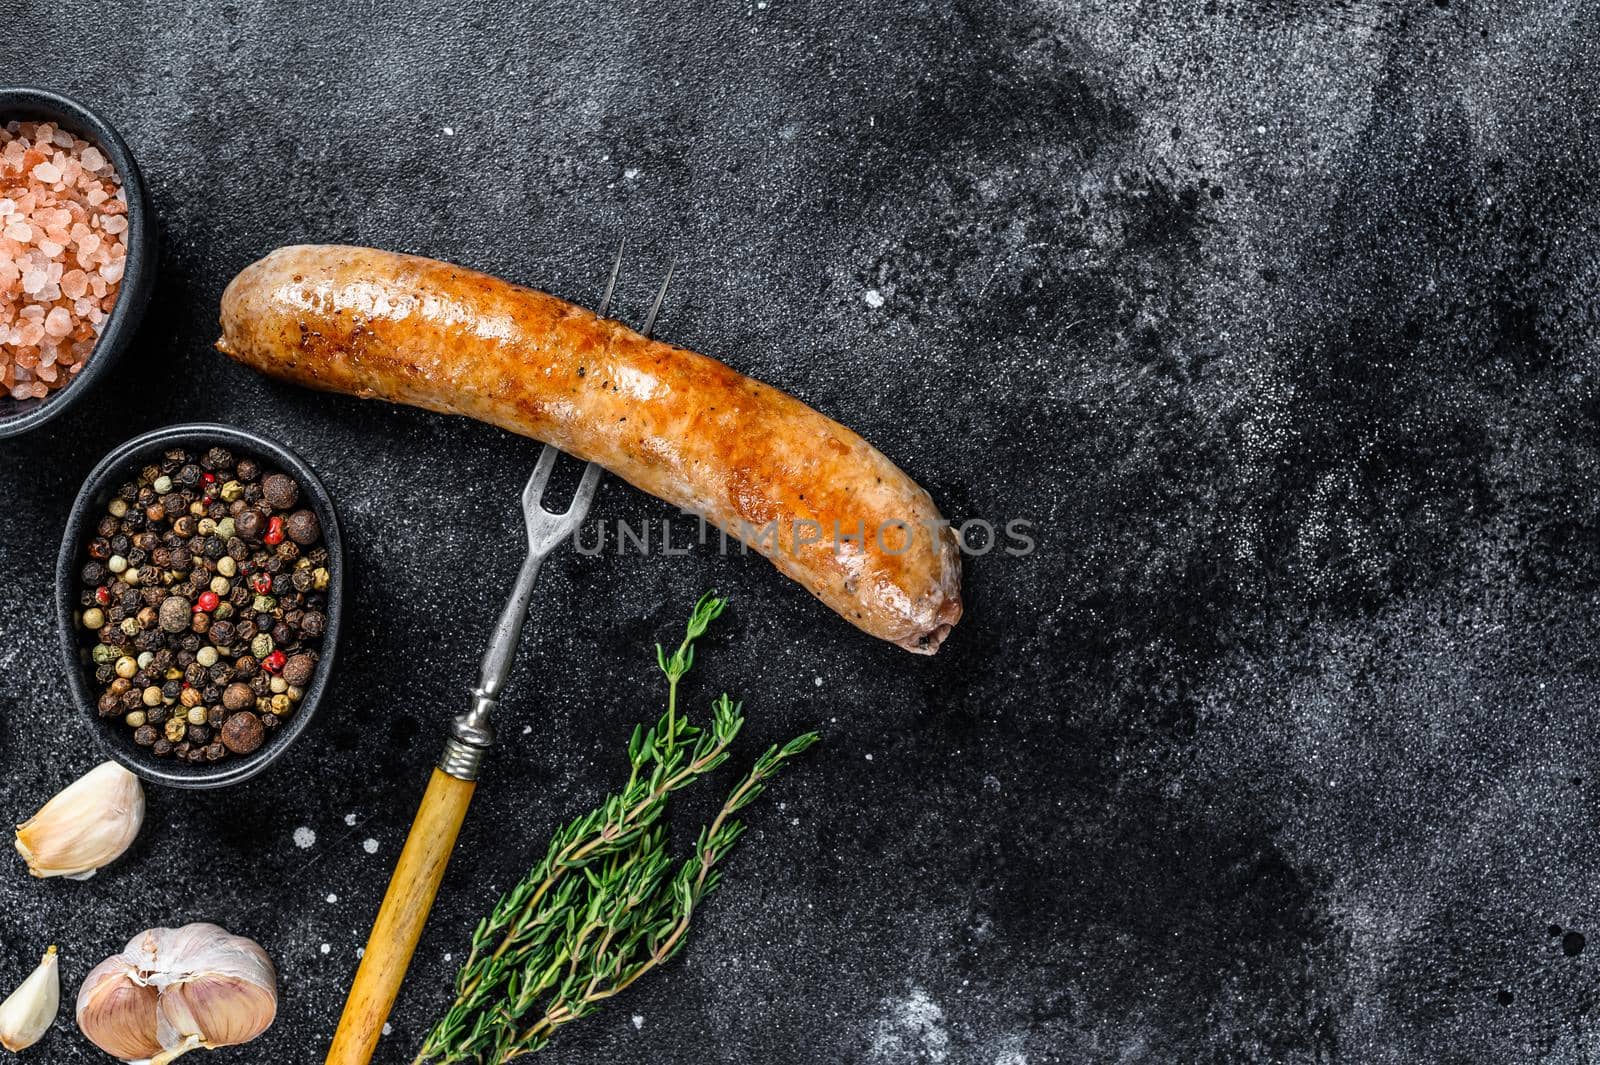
[293,826,317,848]
[0,120,127,400]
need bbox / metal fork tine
[641,261,675,338]
[522,444,559,513]
[561,460,604,521]
[598,237,625,318]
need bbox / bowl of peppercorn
[57,423,343,788]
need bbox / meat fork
[326,243,674,1065]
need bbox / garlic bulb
[77,924,276,1064]
[14,761,144,879]
[0,945,59,1051]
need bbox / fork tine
[598,237,625,318]
[522,444,560,512]
[561,460,604,521]
[641,261,675,338]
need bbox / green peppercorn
[164,717,187,742]
[251,633,274,658]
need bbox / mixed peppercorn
[74,445,330,764]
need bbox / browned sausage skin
[216,245,962,653]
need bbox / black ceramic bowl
[57,424,343,788]
[0,87,156,438]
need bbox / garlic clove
[75,956,162,1061]
[0,945,59,1051]
[15,761,145,879]
[159,971,276,1052]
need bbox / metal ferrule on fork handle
[439,693,498,780]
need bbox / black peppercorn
[236,458,259,481]
[148,706,168,725]
[179,633,202,653]
[203,447,232,470]
[184,662,207,687]
[134,725,158,746]
[97,692,121,716]
[81,561,107,586]
[234,654,259,678]
[153,738,173,757]
[205,742,226,762]
[179,462,204,485]
[236,509,264,540]
[302,611,326,637]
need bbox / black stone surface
[4,1,1599,1062]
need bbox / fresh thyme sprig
[415,593,819,1064]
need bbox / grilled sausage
[216,246,962,653]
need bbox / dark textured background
[4,0,1600,1061]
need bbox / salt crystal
[20,269,44,294]
[43,307,72,337]
[3,222,30,243]
[99,260,123,283]
[102,215,127,235]
[31,162,61,184]
[80,146,104,171]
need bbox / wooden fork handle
[326,767,477,1065]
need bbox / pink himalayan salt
[0,120,125,401]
